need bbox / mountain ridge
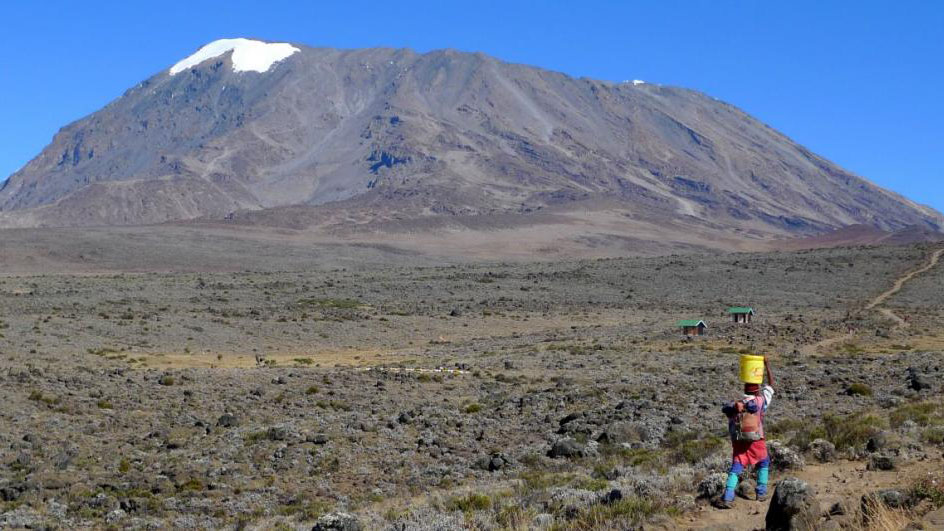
[1,39,940,253]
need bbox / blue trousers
[722,457,770,502]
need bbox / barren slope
[1,40,940,244]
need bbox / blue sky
[1,1,941,212]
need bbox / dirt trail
[679,457,943,530]
[800,331,854,357]
[802,248,943,354]
[686,249,944,529]
[865,248,943,311]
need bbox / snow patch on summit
[169,38,299,75]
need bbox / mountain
[1,38,940,252]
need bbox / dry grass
[858,497,915,531]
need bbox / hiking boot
[713,497,734,509]
[756,492,768,502]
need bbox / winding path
[801,247,942,353]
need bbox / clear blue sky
[1,1,941,212]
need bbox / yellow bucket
[739,354,765,384]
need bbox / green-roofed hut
[678,319,707,336]
[728,307,755,324]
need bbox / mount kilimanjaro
[1,38,940,255]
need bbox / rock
[547,439,589,459]
[271,375,287,385]
[768,440,805,471]
[907,367,932,391]
[923,506,944,528]
[809,439,836,463]
[473,453,511,472]
[866,433,887,453]
[765,477,821,531]
[448,308,462,317]
[697,472,727,500]
[267,426,289,441]
[736,478,757,500]
[546,487,599,515]
[216,414,239,428]
[867,454,896,471]
[601,489,622,504]
[105,508,127,524]
[0,506,43,529]
[862,489,914,512]
[307,433,329,445]
[828,501,846,516]
[532,513,555,529]
[559,412,582,426]
[311,511,362,531]
[596,421,640,445]
[0,484,23,502]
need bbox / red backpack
[733,395,765,441]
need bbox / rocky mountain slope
[1,39,940,244]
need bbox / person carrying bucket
[716,354,775,508]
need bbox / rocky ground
[1,243,943,530]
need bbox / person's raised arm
[764,356,775,388]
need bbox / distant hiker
[717,356,775,508]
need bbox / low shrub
[846,383,873,396]
[444,492,491,512]
[890,402,941,428]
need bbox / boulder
[907,368,932,391]
[596,422,640,445]
[697,472,727,500]
[216,414,239,428]
[736,478,757,500]
[472,453,511,472]
[266,426,289,441]
[867,454,896,471]
[768,440,806,471]
[866,433,887,453]
[765,477,821,531]
[809,439,836,463]
[547,439,589,459]
[862,489,913,512]
[312,512,363,531]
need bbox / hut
[727,307,755,324]
[678,319,707,336]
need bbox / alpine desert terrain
[2,38,944,531]
[2,242,944,530]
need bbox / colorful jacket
[722,385,774,441]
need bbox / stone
[736,478,757,500]
[547,439,588,459]
[266,426,289,441]
[862,489,913,512]
[867,454,896,471]
[307,433,329,445]
[828,501,846,516]
[601,489,622,504]
[866,433,887,453]
[809,439,836,463]
[697,472,727,500]
[532,513,555,529]
[907,368,932,391]
[472,453,511,472]
[216,414,239,428]
[311,511,362,531]
[105,508,127,524]
[765,477,821,531]
[768,440,805,471]
[596,421,640,445]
